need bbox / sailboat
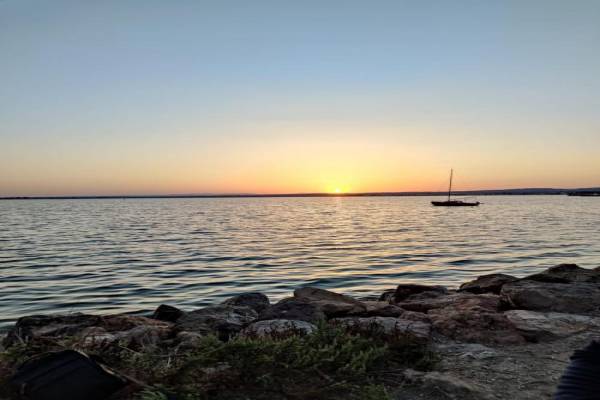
[431,169,480,207]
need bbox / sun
[334,188,342,194]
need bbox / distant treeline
[2,187,600,200]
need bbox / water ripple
[1,196,600,329]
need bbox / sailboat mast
[447,169,453,201]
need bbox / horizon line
[2,186,600,200]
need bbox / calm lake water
[1,196,599,328]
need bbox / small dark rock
[151,304,184,322]
[394,284,448,303]
[221,292,270,314]
[379,289,396,303]
[459,274,518,294]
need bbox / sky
[1,0,599,196]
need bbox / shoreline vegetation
[2,187,600,200]
[2,263,600,399]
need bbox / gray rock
[258,299,326,324]
[523,263,600,283]
[240,319,317,338]
[293,287,366,317]
[394,284,449,303]
[176,305,258,340]
[422,294,524,345]
[221,292,270,314]
[331,316,431,343]
[504,310,600,342]
[398,293,500,313]
[459,274,518,294]
[500,280,600,315]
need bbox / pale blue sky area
[1,1,599,195]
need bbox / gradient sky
[1,0,599,196]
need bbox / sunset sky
[1,0,599,196]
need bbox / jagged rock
[331,316,431,343]
[379,289,396,302]
[394,284,448,303]
[151,304,184,322]
[500,280,600,314]
[240,319,317,338]
[101,315,171,332]
[419,371,495,400]
[360,301,406,317]
[293,287,366,317]
[398,293,500,313]
[523,263,600,283]
[221,292,270,314]
[424,295,524,345]
[175,305,258,340]
[3,314,102,347]
[429,304,525,345]
[504,310,600,342]
[3,313,172,348]
[258,299,326,324]
[459,274,518,294]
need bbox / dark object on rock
[151,305,184,322]
[501,280,600,315]
[3,314,102,347]
[555,341,600,399]
[394,284,448,303]
[221,292,270,313]
[459,273,518,294]
[258,299,326,324]
[524,264,600,284]
[10,350,127,400]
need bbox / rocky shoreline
[2,263,600,399]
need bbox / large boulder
[500,280,600,315]
[175,305,258,340]
[428,305,525,345]
[331,316,431,343]
[459,274,518,294]
[504,310,600,342]
[393,284,448,303]
[3,313,173,349]
[293,287,366,317]
[398,293,500,314]
[258,299,326,324]
[240,319,317,339]
[3,313,102,347]
[221,292,270,314]
[523,263,600,283]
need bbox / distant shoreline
[2,187,600,200]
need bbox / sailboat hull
[431,200,480,207]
